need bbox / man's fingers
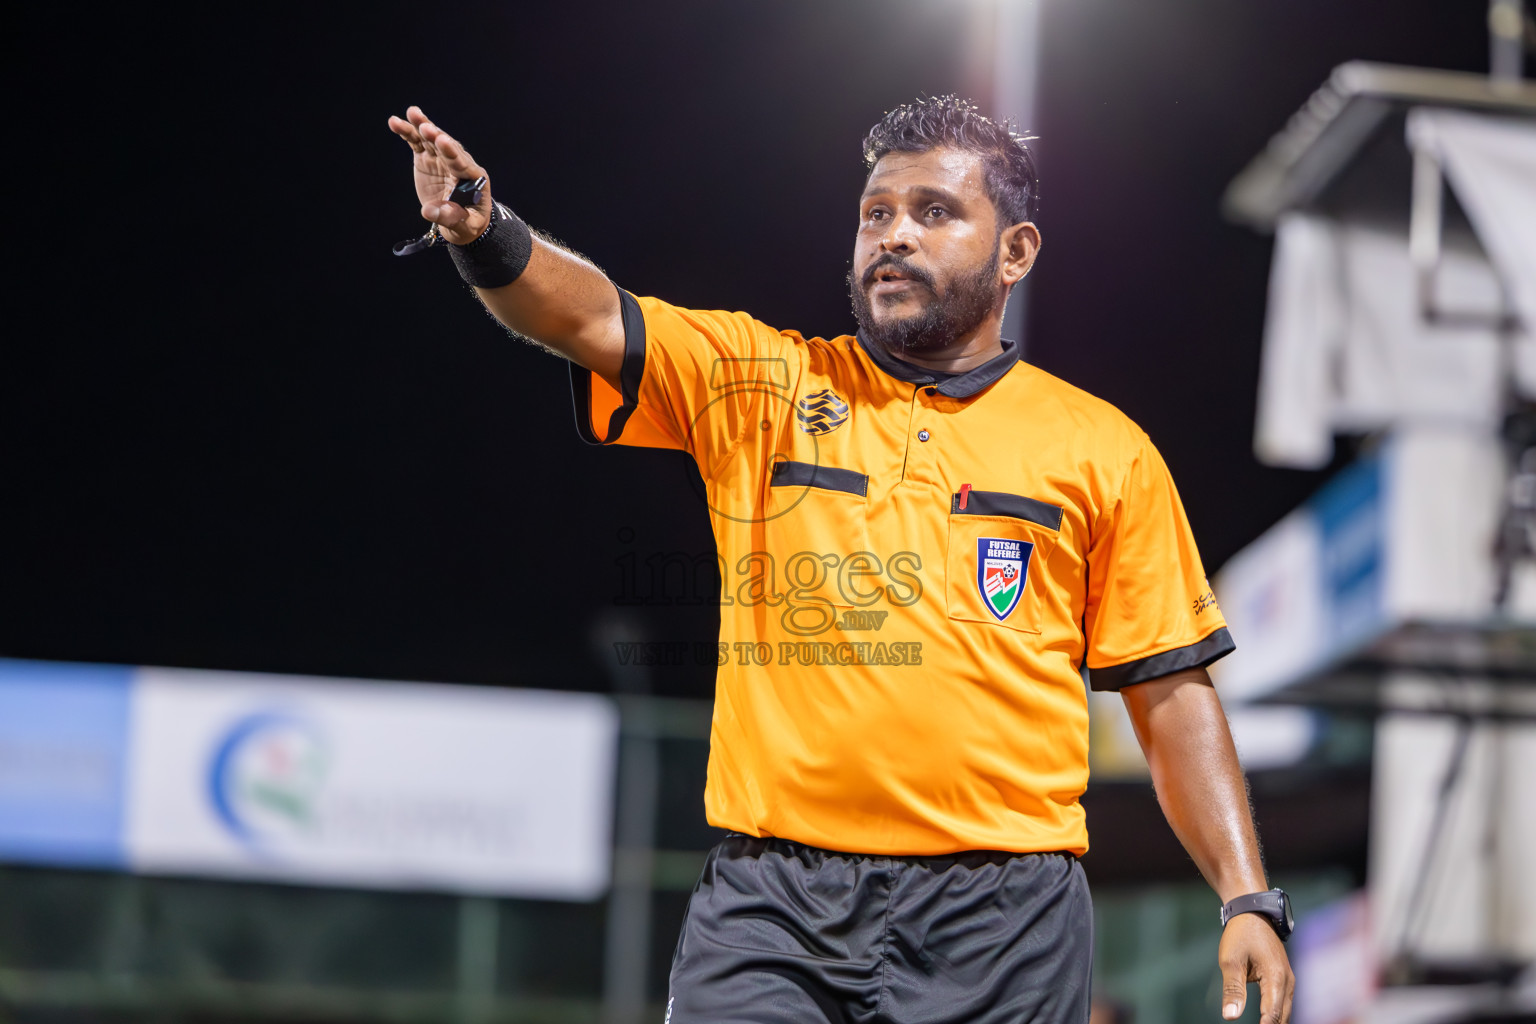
[396,106,486,237]
[388,115,425,153]
[413,121,486,189]
[417,121,449,161]
[1257,967,1286,1024]
[433,133,485,180]
[421,201,468,229]
[1220,954,1247,1020]
[433,132,468,167]
[437,201,467,228]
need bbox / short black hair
[862,95,1039,226]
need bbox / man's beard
[848,248,1001,354]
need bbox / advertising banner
[0,659,618,900]
[0,659,133,868]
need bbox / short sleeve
[569,290,784,477]
[1083,433,1234,691]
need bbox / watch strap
[1220,889,1293,940]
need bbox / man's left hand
[1218,914,1293,1023]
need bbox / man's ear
[1000,222,1041,286]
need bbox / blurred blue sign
[0,659,617,897]
[0,659,132,867]
[1212,450,1388,703]
[1313,455,1385,652]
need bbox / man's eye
[868,209,887,221]
[927,206,946,219]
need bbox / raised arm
[388,106,625,390]
[1121,667,1294,1024]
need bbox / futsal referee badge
[977,537,1032,621]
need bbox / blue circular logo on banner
[208,712,330,849]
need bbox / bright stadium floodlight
[994,0,1042,355]
[960,0,1043,353]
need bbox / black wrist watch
[1219,888,1294,941]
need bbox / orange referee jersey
[573,291,1233,856]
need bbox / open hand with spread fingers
[387,106,492,245]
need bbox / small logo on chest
[977,537,1033,621]
[795,389,850,435]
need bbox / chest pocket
[945,490,1064,635]
[765,460,872,622]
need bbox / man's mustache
[862,254,936,292]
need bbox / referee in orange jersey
[389,96,1294,1024]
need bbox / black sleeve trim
[950,490,1064,530]
[1088,627,1236,692]
[770,460,869,498]
[569,287,647,445]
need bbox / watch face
[1279,891,1295,935]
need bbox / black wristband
[448,201,534,289]
[1219,889,1294,941]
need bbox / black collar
[855,332,1022,398]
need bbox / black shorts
[666,834,1092,1024]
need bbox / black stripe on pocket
[771,460,869,498]
[951,490,1064,530]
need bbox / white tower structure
[1217,36,1536,1024]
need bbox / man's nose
[879,212,920,254]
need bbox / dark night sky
[6,1,1492,697]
